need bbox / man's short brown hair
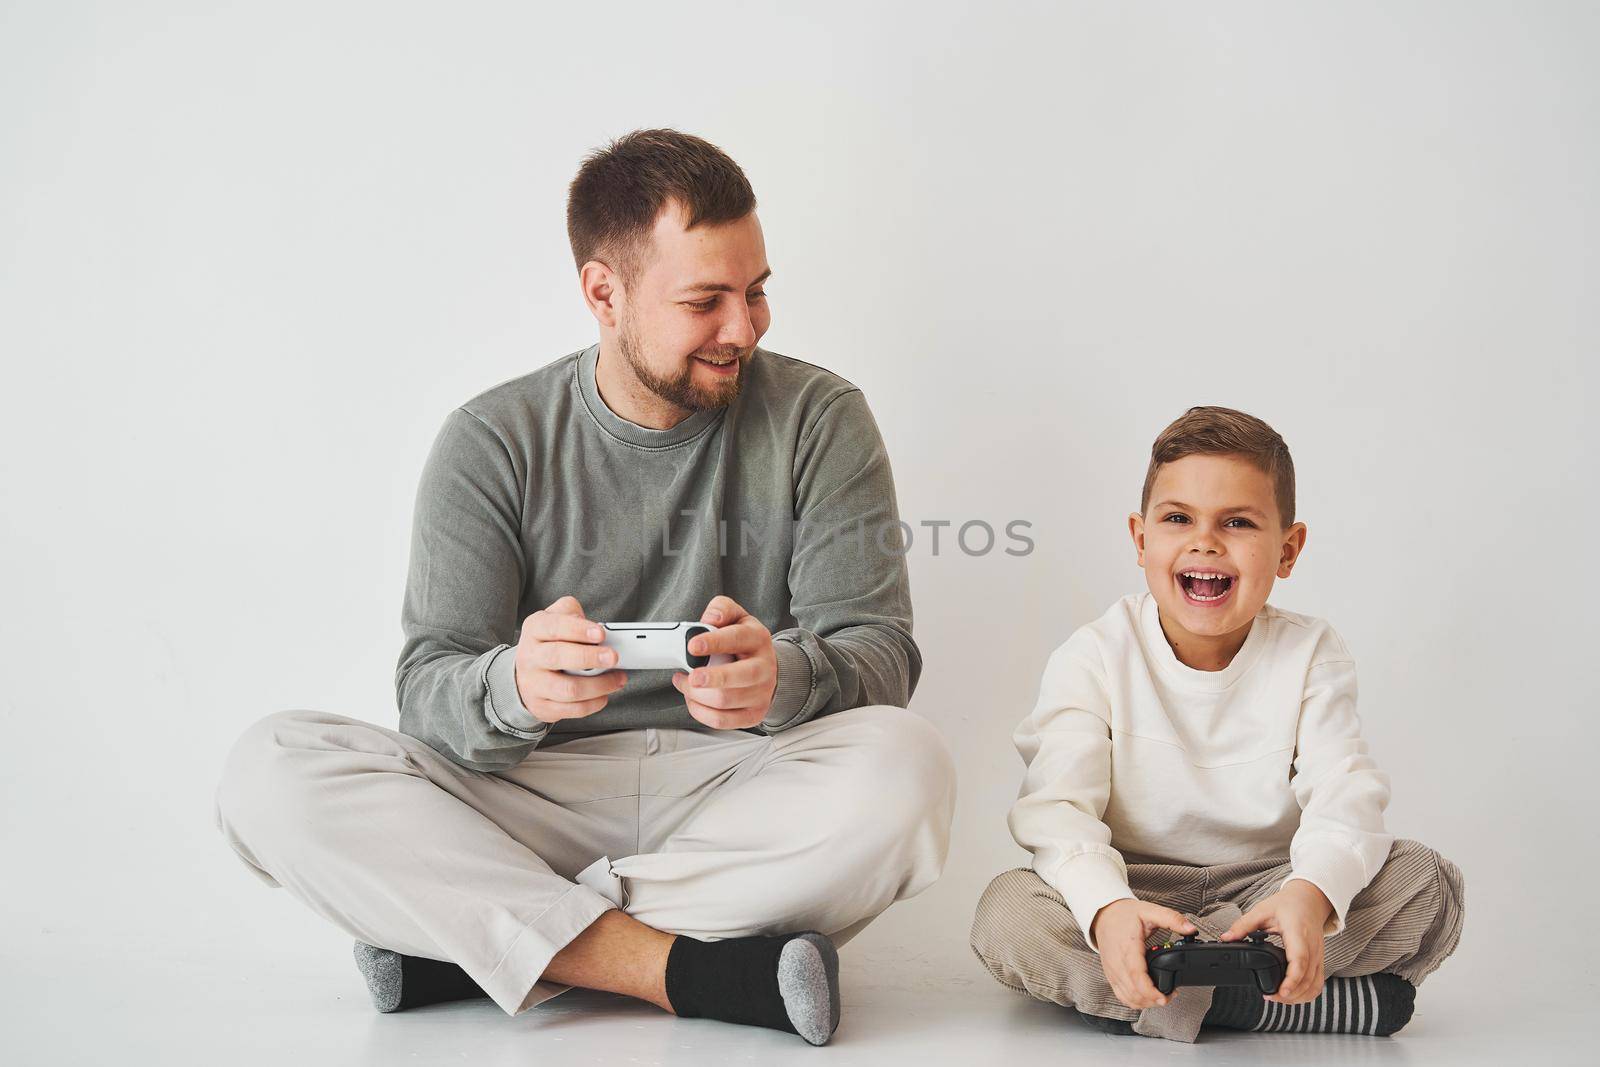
[566,128,756,285]
[1139,406,1297,526]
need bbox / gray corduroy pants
[970,839,1465,1042]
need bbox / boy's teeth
[1180,572,1234,600]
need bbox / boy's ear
[1277,522,1308,578]
[1128,512,1146,567]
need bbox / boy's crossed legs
[970,839,1465,1043]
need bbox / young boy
[970,406,1465,1043]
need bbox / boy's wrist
[1281,877,1335,920]
[1090,898,1134,940]
[1042,852,1136,952]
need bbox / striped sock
[1204,973,1416,1036]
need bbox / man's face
[1129,453,1307,643]
[614,200,772,412]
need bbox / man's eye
[1225,518,1256,528]
[749,290,767,301]
[1162,514,1189,523]
[684,299,715,312]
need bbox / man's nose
[1187,525,1223,554]
[718,301,757,349]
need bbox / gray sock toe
[352,941,404,1013]
[777,933,840,1046]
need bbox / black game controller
[1145,932,1287,995]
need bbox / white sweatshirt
[1009,592,1393,951]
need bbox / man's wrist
[761,638,815,732]
[484,646,552,741]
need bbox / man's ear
[1277,522,1308,578]
[1128,512,1146,568]
[579,260,621,328]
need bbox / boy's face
[1129,454,1308,644]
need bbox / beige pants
[215,704,956,1015]
[970,840,1466,1043]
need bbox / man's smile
[694,353,741,375]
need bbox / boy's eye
[1160,513,1257,528]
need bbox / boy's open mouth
[1177,570,1235,605]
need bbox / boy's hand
[1220,880,1334,1004]
[1089,899,1198,1010]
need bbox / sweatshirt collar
[1137,591,1269,691]
[576,342,724,449]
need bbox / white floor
[11,893,1581,1066]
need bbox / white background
[3,2,1595,1063]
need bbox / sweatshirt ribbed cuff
[483,645,553,743]
[1285,840,1369,936]
[1042,852,1137,954]
[761,638,816,733]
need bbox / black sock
[1204,973,1416,1035]
[1072,1007,1137,1035]
[352,942,488,1013]
[664,932,841,1046]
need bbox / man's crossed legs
[214,705,955,1044]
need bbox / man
[214,128,955,1047]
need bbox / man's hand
[670,595,778,730]
[1089,899,1198,1011]
[513,596,627,724]
[1220,879,1333,1005]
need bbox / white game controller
[562,621,736,676]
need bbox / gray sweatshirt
[396,342,919,771]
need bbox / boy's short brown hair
[566,128,757,285]
[1140,406,1297,526]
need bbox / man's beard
[617,316,747,412]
